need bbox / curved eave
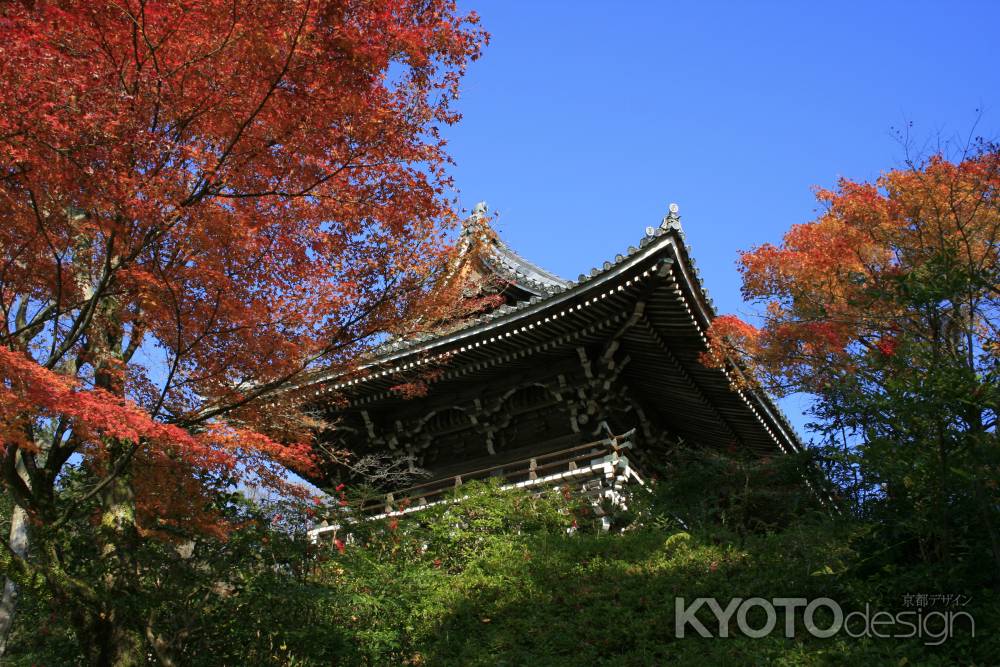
[483,237,571,295]
[663,222,804,456]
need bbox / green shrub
[5,465,997,665]
[311,479,998,666]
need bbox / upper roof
[297,203,804,459]
[461,203,571,298]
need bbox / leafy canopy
[0,0,485,539]
[704,146,1000,568]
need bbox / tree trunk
[94,613,145,667]
[0,450,33,658]
[80,298,146,667]
[0,503,29,657]
[91,461,144,667]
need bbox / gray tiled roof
[460,205,571,296]
[370,207,693,356]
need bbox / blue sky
[444,1,1000,436]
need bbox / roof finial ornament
[462,201,489,234]
[661,202,682,230]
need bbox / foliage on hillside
[4,456,997,666]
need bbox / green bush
[4,465,997,665]
[311,479,998,666]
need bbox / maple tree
[704,145,1000,574]
[0,0,485,663]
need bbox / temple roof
[461,204,571,298]
[300,204,803,459]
